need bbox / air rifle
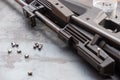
[15,0,120,76]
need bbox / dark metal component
[15,0,120,76]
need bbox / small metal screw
[28,72,33,76]
[24,55,29,59]
[15,44,19,47]
[11,42,16,47]
[17,50,22,54]
[38,44,43,51]
[8,49,12,54]
[33,45,37,49]
[35,42,39,48]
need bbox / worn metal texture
[0,0,120,80]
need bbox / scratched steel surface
[0,0,119,80]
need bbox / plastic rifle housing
[15,0,120,76]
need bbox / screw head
[15,44,19,47]
[24,55,29,59]
[38,44,43,51]
[28,72,32,76]
[11,42,16,47]
[17,50,22,54]
[35,42,39,48]
[8,49,12,54]
[33,45,37,49]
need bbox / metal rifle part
[15,0,119,76]
[37,0,120,47]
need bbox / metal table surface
[0,0,120,80]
